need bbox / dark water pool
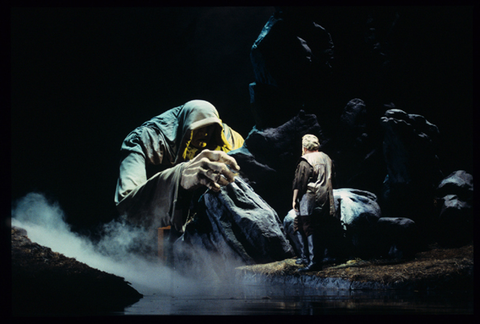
[120,282,473,315]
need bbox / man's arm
[292,189,299,212]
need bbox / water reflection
[123,281,473,315]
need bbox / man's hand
[180,149,240,192]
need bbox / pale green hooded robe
[114,100,244,232]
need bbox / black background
[9,6,474,235]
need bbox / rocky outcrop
[11,226,142,316]
[434,170,473,247]
[249,7,335,129]
[380,109,442,232]
[323,99,386,195]
[436,170,473,200]
[225,106,470,265]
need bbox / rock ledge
[11,226,143,316]
[236,244,473,292]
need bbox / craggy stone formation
[434,170,474,247]
[249,7,335,129]
[323,98,386,195]
[380,108,442,232]
[11,226,142,316]
[222,106,469,264]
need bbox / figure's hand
[292,201,298,212]
[180,149,240,192]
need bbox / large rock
[283,209,300,256]
[436,170,473,202]
[434,170,473,247]
[334,188,382,258]
[335,188,381,230]
[375,217,420,259]
[11,226,142,315]
[380,109,442,231]
[173,177,294,278]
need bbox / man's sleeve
[292,160,309,191]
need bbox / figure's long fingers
[198,149,240,171]
[193,156,237,183]
[206,161,237,183]
[197,168,221,192]
[204,168,230,186]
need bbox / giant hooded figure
[114,100,244,233]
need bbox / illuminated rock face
[434,170,473,247]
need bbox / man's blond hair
[302,134,320,151]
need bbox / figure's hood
[177,100,223,142]
[174,100,225,163]
[142,100,224,164]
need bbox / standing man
[292,134,335,272]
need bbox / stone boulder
[375,217,420,259]
[283,209,300,256]
[173,177,294,279]
[380,109,442,231]
[334,188,382,258]
[434,170,473,247]
[436,170,473,202]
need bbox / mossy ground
[236,243,473,289]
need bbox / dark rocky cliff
[11,226,142,316]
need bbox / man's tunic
[292,151,335,235]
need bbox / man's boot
[298,234,322,272]
[295,231,309,265]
